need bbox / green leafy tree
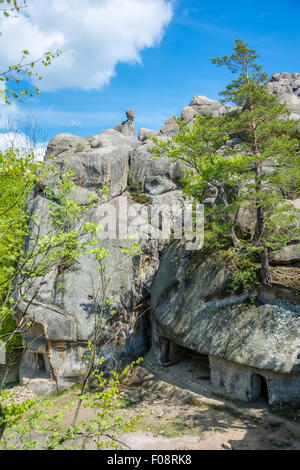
[211,39,300,285]
[0,0,147,449]
[0,160,146,448]
[150,39,300,289]
[150,115,250,247]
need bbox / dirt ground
[3,360,300,450]
[4,377,300,450]
[119,392,300,450]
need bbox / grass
[136,416,204,439]
[130,192,151,205]
[28,387,201,439]
[3,380,19,390]
[39,384,81,404]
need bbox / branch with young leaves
[0,0,26,16]
[0,49,62,103]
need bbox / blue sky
[0,0,300,145]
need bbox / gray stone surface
[234,202,257,240]
[150,241,300,375]
[0,341,5,365]
[160,117,180,136]
[268,73,300,119]
[180,106,197,126]
[155,95,232,137]
[45,129,139,202]
[16,128,183,394]
[17,195,162,393]
[210,356,300,406]
[46,133,90,158]
[129,140,186,196]
[0,351,22,386]
[270,244,300,265]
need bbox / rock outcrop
[268,73,300,119]
[138,94,233,141]
[115,109,136,137]
[150,241,300,405]
[16,123,184,394]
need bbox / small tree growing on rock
[150,39,300,289]
[211,39,300,285]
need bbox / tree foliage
[0,2,145,448]
[150,39,300,290]
[0,0,61,103]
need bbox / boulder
[45,129,139,202]
[189,95,230,117]
[268,73,300,119]
[138,128,161,142]
[46,133,90,158]
[15,72,300,397]
[129,140,186,196]
[270,244,300,265]
[150,241,300,374]
[180,106,197,126]
[17,192,162,393]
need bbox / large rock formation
[15,73,300,402]
[138,94,233,141]
[150,241,300,406]
[16,124,185,394]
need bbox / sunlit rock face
[114,109,136,137]
[147,73,300,407]
[268,73,300,119]
[16,126,184,394]
[150,241,300,406]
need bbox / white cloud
[0,131,46,160]
[0,0,174,91]
[0,102,22,128]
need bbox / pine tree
[212,39,300,285]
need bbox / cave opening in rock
[21,350,51,381]
[252,373,269,403]
[36,353,46,372]
[161,338,211,381]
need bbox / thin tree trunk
[255,162,272,285]
[217,185,240,247]
[261,246,271,286]
[0,402,6,440]
[256,203,272,285]
[250,111,272,286]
